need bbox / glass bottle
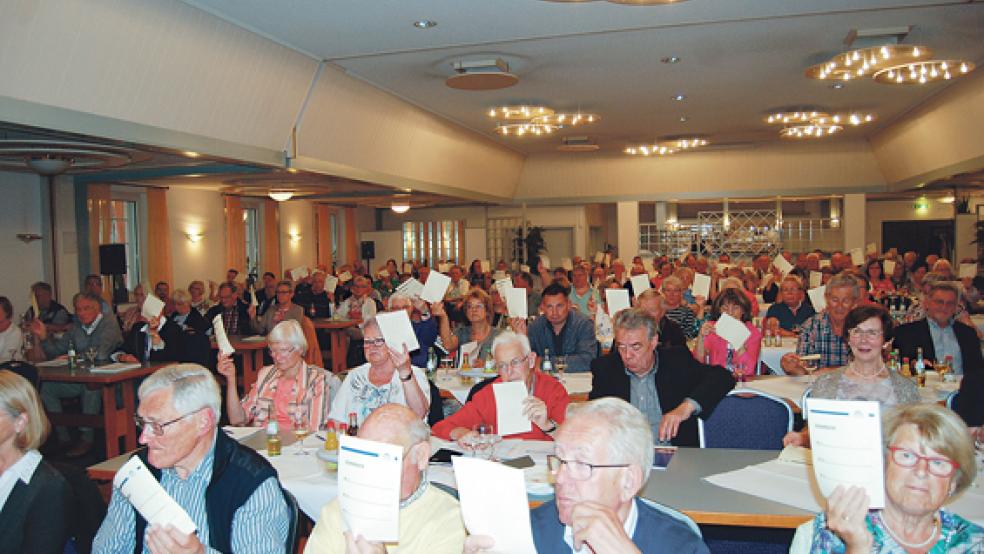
[914,347,925,374]
[67,339,77,370]
[266,420,282,456]
[347,412,359,437]
[541,349,554,374]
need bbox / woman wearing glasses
[431,289,500,367]
[791,403,982,552]
[784,305,919,448]
[217,320,338,431]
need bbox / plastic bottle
[323,422,338,451]
[266,420,282,457]
[914,347,925,374]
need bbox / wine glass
[85,346,99,368]
[473,423,500,461]
[256,398,273,426]
[290,402,311,455]
[554,355,568,383]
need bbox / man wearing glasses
[94,364,289,553]
[467,398,708,553]
[248,280,304,335]
[589,308,734,447]
[432,331,570,445]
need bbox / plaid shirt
[796,312,851,368]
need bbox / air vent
[446,58,519,91]
[557,136,599,152]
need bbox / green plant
[513,225,546,267]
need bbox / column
[843,193,865,253]
[616,201,640,261]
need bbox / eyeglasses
[495,354,529,372]
[848,327,883,339]
[466,303,486,311]
[268,345,296,356]
[134,409,200,436]
[615,342,647,353]
[546,454,630,481]
[364,337,387,348]
[887,446,959,477]
[276,289,292,295]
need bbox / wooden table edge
[681,509,811,529]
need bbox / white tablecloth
[744,374,959,410]
[758,337,798,374]
[433,369,592,404]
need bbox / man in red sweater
[433,331,570,447]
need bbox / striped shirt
[93,433,289,553]
[665,306,699,339]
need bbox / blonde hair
[0,370,49,451]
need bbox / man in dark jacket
[894,281,982,376]
[205,282,251,336]
[589,307,735,447]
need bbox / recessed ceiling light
[830,82,845,90]
[412,19,437,29]
[661,56,681,64]
[679,116,689,122]
[672,94,686,101]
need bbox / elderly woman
[661,275,702,339]
[867,259,896,298]
[431,288,500,367]
[168,288,208,335]
[694,288,762,377]
[187,279,212,316]
[791,403,982,552]
[0,370,71,553]
[217,320,339,431]
[784,304,919,447]
[433,331,570,445]
[328,316,430,426]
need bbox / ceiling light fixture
[766,109,874,139]
[764,110,830,125]
[495,123,559,136]
[672,94,686,101]
[529,112,600,127]
[779,123,843,139]
[661,56,680,64]
[487,105,554,120]
[873,60,974,84]
[939,194,956,204]
[663,136,709,149]
[268,190,294,202]
[391,195,411,214]
[412,19,437,29]
[623,145,677,157]
[679,116,689,122]
[447,58,518,90]
[805,44,930,81]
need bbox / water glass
[290,402,311,455]
[554,355,568,382]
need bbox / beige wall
[0,171,47,307]
[279,200,317,273]
[166,187,228,288]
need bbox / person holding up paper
[780,274,861,376]
[693,289,762,376]
[387,293,438,368]
[93,364,289,553]
[589,308,735,446]
[509,283,598,373]
[764,275,816,335]
[306,404,466,553]
[328,316,430,427]
[433,331,570,445]
[783,305,919,448]
[790,403,982,553]
[0,370,72,554]
[431,289,500,367]
[248,280,304,336]
[204,283,251,337]
[865,259,896,298]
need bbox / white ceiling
[181,0,984,155]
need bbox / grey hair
[171,289,191,304]
[361,315,380,334]
[268,320,308,352]
[566,398,654,487]
[613,307,659,341]
[661,275,684,291]
[491,331,531,358]
[781,274,805,291]
[387,293,412,310]
[825,273,861,299]
[719,276,743,290]
[139,364,222,421]
[927,280,963,303]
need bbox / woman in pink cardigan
[693,288,763,378]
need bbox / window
[243,207,259,275]
[403,220,462,264]
[104,199,141,289]
[487,217,522,264]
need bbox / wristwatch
[543,419,558,434]
[400,371,413,382]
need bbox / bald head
[360,404,429,449]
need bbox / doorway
[881,220,954,260]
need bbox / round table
[757,336,797,375]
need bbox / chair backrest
[946,390,959,411]
[300,317,323,367]
[638,497,702,538]
[800,386,813,417]
[698,390,794,450]
[281,487,301,554]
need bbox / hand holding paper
[604,289,631,317]
[494,381,531,436]
[691,273,711,299]
[375,310,420,352]
[629,274,651,297]
[211,315,236,355]
[714,313,751,349]
[807,398,885,508]
[142,295,165,320]
[420,272,451,304]
[807,286,827,312]
[114,457,196,535]
[505,288,528,319]
[773,254,794,276]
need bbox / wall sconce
[185,231,204,243]
[289,231,302,242]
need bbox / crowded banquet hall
[2,1,984,552]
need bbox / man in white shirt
[0,297,24,363]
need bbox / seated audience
[248,280,304,335]
[187,279,212,316]
[116,311,184,364]
[568,265,600,317]
[305,404,465,553]
[167,289,210,365]
[119,282,148,333]
[784,305,919,447]
[252,272,277,316]
[432,289,499,367]
[82,274,113,317]
[790,403,982,552]
[510,283,597,373]
[866,259,896,298]
[205,282,251,336]
[764,275,815,334]
[433,331,570,444]
[153,281,175,316]
[467,397,708,554]
[31,292,123,457]
[329,316,429,426]
[694,288,762,376]
[27,281,71,334]
[0,370,71,554]
[661,276,701,339]
[0,297,23,362]
[387,294,437,368]
[336,276,381,367]
[589,308,735,446]
[93,364,289,552]
[636,289,687,348]
[894,281,983,375]
[295,271,333,320]
[781,273,861,376]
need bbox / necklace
[881,511,940,550]
[848,362,886,380]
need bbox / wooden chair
[300,317,323,367]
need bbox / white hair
[267,320,307,352]
[387,293,412,310]
[491,330,531,358]
[139,364,222,421]
[566,397,654,486]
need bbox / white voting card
[453,457,537,554]
[642,257,655,273]
[849,248,864,267]
[505,288,528,319]
[773,254,794,276]
[630,274,651,297]
[211,314,235,355]
[115,457,197,535]
[807,286,826,312]
[593,251,604,263]
[520,264,531,273]
[562,258,574,271]
[481,259,491,273]
[249,285,258,308]
[375,309,420,352]
[325,275,340,294]
[714,313,751,350]
[141,295,165,320]
[338,434,402,542]
[493,271,508,281]
[540,256,551,270]
[402,262,414,274]
[377,269,390,278]
[290,266,310,281]
[883,260,896,277]
[494,277,513,298]
[866,242,878,255]
[337,271,353,283]
[807,398,885,508]
[438,263,451,273]
[959,263,977,278]
[809,271,822,289]
[395,277,424,298]
[819,259,831,269]
[494,381,531,436]
[420,272,452,303]
[691,273,711,299]
[605,288,631,316]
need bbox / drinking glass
[473,423,499,461]
[85,347,99,368]
[290,402,311,455]
[554,355,567,383]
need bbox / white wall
[279,200,317,272]
[0,171,46,312]
[359,230,402,272]
[52,177,79,299]
[166,187,227,288]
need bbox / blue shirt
[527,310,598,373]
[765,301,815,331]
[928,318,964,374]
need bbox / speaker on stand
[361,241,375,274]
[99,244,129,305]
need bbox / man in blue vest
[93,364,289,553]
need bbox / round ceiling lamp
[446,58,518,91]
[804,44,930,81]
[391,195,411,214]
[495,123,559,136]
[26,155,73,176]
[268,190,294,202]
[873,60,974,84]
[764,110,830,125]
[0,140,148,174]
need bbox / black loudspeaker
[361,241,375,260]
[99,244,127,275]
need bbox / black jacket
[589,345,736,446]
[894,319,982,375]
[0,459,71,554]
[205,301,252,336]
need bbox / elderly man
[31,292,123,457]
[636,289,686,348]
[27,281,72,333]
[205,282,251,336]
[94,364,289,553]
[248,280,304,335]
[467,398,708,554]
[83,273,114,316]
[780,273,860,376]
[296,271,333,319]
[511,283,598,373]
[253,271,278,316]
[433,331,570,443]
[894,281,983,376]
[589,308,734,446]
[306,404,465,553]
[764,275,816,335]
